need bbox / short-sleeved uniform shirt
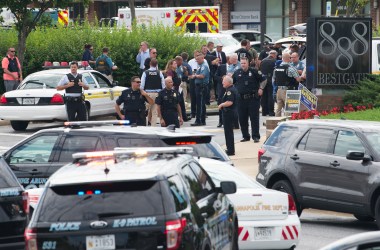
[116,89,147,112]
[222,85,238,112]
[194,61,210,85]
[155,88,180,112]
[232,67,264,94]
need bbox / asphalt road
[0,114,377,250]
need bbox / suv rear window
[37,181,164,222]
[0,158,20,188]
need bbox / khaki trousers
[275,88,287,117]
[180,81,188,102]
[146,92,159,126]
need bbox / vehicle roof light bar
[64,120,130,127]
[72,147,194,160]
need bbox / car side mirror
[112,81,119,87]
[346,151,371,161]
[220,181,236,194]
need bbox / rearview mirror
[220,181,236,194]
[346,151,371,161]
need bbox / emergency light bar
[72,147,194,160]
[64,120,130,127]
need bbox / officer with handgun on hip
[57,61,89,121]
[232,57,266,143]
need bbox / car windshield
[204,166,263,189]
[204,36,240,47]
[364,132,380,153]
[19,74,63,89]
[37,181,164,222]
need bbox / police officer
[235,39,253,63]
[57,61,89,121]
[218,75,238,156]
[233,57,266,143]
[140,58,165,126]
[273,52,302,117]
[260,50,277,116]
[190,51,210,126]
[115,76,154,126]
[156,77,183,128]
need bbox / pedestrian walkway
[229,136,265,178]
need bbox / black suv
[0,156,29,250]
[26,147,238,250]
[3,122,230,189]
[257,119,380,228]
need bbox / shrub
[0,23,205,94]
[342,75,380,107]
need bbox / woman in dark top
[165,59,181,91]
[82,44,96,67]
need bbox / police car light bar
[64,120,130,127]
[72,147,194,160]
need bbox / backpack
[96,56,110,75]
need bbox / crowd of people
[1,38,306,155]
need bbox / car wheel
[231,219,239,250]
[375,197,380,228]
[10,121,29,131]
[354,214,375,222]
[272,180,303,216]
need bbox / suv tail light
[0,95,7,104]
[288,194,297,215]
[25,228,37,250]
[22,192,30,214]
[258,148,266,163]
[50,94,64,104]
[165,218,186,250]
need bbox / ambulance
[117,6,220,33]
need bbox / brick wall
[216,0,233,30]
[289,0,309,29]
[316,95,344,111]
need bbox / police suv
[25,147,238,250]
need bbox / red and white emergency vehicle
[117,6,220,33]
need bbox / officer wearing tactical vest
[260,50,277,116]
[140,58,165,126]
[115,76,154,126]
[2,47,22,92]
[218,75,238,156]
[232,57,266,143]
[156,77,183,128]
[273,52,302,117]
[57,61,89,121]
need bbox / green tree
[343,0,370,17]
[0,0,91,65]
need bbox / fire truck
[117,6,220,33]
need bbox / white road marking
[0,133,29,138]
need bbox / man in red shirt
[2,48,22,92]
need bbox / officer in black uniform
[218,75,238,156]
[232,58,266,143]
[57,61,89,121]
[156,77,183,128]
[260,50,277,116]
[115,76,154,126]
[235,39,253,63]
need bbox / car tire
[354,214,375,222]
[10,121,29,131]
[375,197,380,229]
[272,180,303,217]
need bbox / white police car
[25,147,239,250]
[0,69,126,131]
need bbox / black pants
[261,77,274,116]
[237,96,261,140]
[217,81,225,124]
[179,92,187,120]
[190,79,196,116]
[162,110,180,128]
[125,111,146,126]
[223,110,235,154]
[65,101,87,121]
[195,84,206,124]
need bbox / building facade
[80,0,377,40]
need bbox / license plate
[254,227,274,240]
[22,98,35,105]
[86,235,115,250]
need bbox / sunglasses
[89,48,93,50]
[152,52,157,54]
[10,51,16,52]
[134,81,141,83]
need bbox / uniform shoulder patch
[227,91,231,96]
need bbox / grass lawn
[322,108,380,121]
